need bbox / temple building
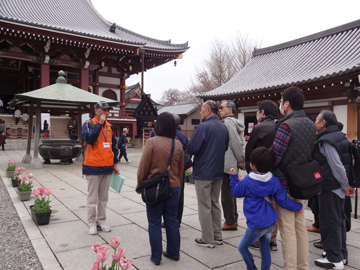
[200,19,360,140]
[0,0,189,138]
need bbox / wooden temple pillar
[80,61,89,91]
[120,77,126,118]
[40,55,50,88]
[347,103,359,140]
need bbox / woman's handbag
[136,139,175,205]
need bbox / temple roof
[158,103,199,115]
[0,0,188,52]
[200,19,360,98]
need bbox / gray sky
[91,0,360,102]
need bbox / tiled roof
[158,103,199,115]
[0,0,188,51]
[200,19,360,98]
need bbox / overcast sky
[91,0,360,102]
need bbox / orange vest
[83,118,114,168]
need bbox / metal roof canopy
[14,70,118,169]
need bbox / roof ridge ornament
[110,23,116,33]
[56,70,67,84]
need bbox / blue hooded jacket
[230,172,302,229]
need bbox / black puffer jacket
[245,116,275,173]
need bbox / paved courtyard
[1,148,360,270]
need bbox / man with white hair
[118,128,131,163]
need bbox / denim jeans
[238,223,275,270]
[146,187,180,262]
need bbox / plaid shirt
[272,124,291,189]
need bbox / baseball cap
[95,101,113,110]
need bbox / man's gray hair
[222,100,236,114]
[173,114,181,126]
[318,110,337,128]
[123,128,128,132]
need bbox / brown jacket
[137,136,184,189]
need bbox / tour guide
[82,101,119,235]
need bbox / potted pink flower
[91,237,133,270]
[11,166,26,187]
[16,173,34,201]
[6,160,16,177]
[30,186,52,225]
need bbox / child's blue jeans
[238,223,275,270]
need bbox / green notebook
[109,173,125,193]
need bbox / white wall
[333,105,347,133]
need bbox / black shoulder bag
[136,139,175,205]
[283,160,323,199]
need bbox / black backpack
[349,140,360,188]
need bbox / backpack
[349,140,360,188]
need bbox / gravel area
[0,176,43,270]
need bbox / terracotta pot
[6,170,15,178]
[30,205,51,226]
[16,188,31,201]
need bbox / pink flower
[38,187,45,195]
[29,178,33,183]
[91,243,104,253]
[27,173,33,178]
[111,237,120,249]
[112,247,125,263]
[19,175,26,183]
[96,247,109,262]
[14,170,19,174]
[120,257,133,270]
[33,189,40,197]
[44,188,52,196]
[91,261,102,270]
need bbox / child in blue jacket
[230,147,303,270]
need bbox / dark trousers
[119,149,128,162]
[319,191,347,262]
[146,188,180,261]
[15,117,19,125]
[177,171,186,225]
[221,173,238,225]
[1,142,4,151]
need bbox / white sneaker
[99,224,111,232]
[88,223,98,235]
[315,258,344,269]
[126,160,132,163]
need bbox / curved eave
[199,66,360,99]
[0,18,189,52]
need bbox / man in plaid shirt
[271,86,316,270]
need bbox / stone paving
[1,148,360,270]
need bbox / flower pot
[189,176,195,184]
[11,179,19,187]
[16,188,32,201]
[30,205,51,226]
[6,170,15,178]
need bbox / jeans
[238,223,275,270]
[146,187,180,262]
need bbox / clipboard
[109,173,125,193]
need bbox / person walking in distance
[81,101,119,235]
[219,100,245,231]
[272,86,316,270]
[118,128,131,163]
[187,100,229,248]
